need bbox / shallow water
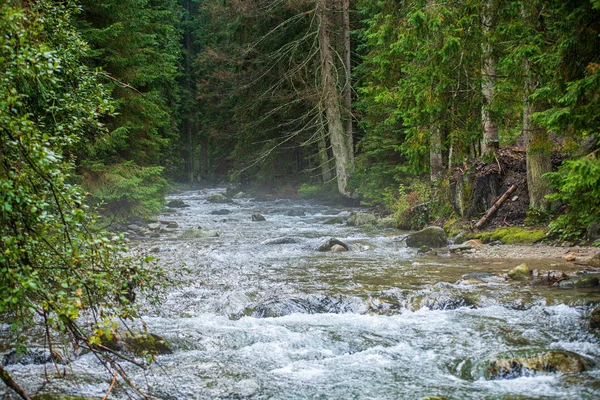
[3,188,600,399]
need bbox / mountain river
[2,188,600,399]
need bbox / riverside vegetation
[1,0,600,399]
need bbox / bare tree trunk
[317,111,333,183]
[342,0,354,166]
[481,0,499,157]
[317,0,352,196]
[521,4,551,211]
[430,124,443,182]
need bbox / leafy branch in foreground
[1,1,167,398]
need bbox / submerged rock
[347,212,378,226]
[405,226,448,248]
[473,349,587,380]
[318,238,350,252]
[180,229,219,238]
[286,209,306,216]
[323,217,345,225]
[207,194,232,204]
[166,199,189,208]
[261,237,298,245]
[210,209,231,215]
[507,263,532,281]
[557,275,600,289]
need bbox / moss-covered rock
[507,264,532,281]
[323,217,344,225]
[474,349,587,380]
[207,193,232,204]
[557,275,600,289]
[123,332,172,356]
[474,227,545,245]
[318,238,350,252]
[406,226,448,248]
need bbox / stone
[251,213,266,221]
[557,275,599,289]
[347,212,378,226]
[464,239,483,246]
[207,194,232,204]
[474,350,587,380]
[318,238,350,252]
[147,223,162,231]
[166,199,189,208]
[330,244,347,252]
[165,221,179,229]
[2,349,64,366]
[323,217,344,225]
[588,253,600,268]
[564,253,577,262]
[419,397,447,400]
[123,332,172,356]
[287,209,306,216]
[590,305,600,329]
[233,191,247,199]
[180,229,220,239]
[507,263,532,281]
[127,224,142,231]
[405,226,448,248]
[210,209,231,215]
[587,222,600,241]
[261,237,298,245]
[376,217,396,228]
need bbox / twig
[103,372,118,400]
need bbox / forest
[1,0,600,398]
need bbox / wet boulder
[590,305,600,329]
[473,349,587,380]
[207,194,232,204]
[2,348,64,366]
[251,213,266,221]
[405,226,448,248]
[286,209,306,217]
[588,253,600,268]
[331,244,347,252]
[261,237,298,245]
[557,275,599,289]
[123,332,172,356]
[166,199,189,208]
[324,217,344,225]
[147,222,162,231]
[180,229,219,238]
[210,209,231,215]
[162,221,179,229]
[507,263,532,281]
[318,238,350,252]
[347,212,378,226]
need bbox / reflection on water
[2,188,600,399]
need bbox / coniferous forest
[2,0,600,398]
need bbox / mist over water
[3,188,600,399]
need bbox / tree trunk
[430,124,443,182]
[184,0,196,183]
[342,0,354,166]
[521,4,551,211]
[317,111,333,183]
[317,0,352,196]
[0,365,32,400]
[481,0,499,157]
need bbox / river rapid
[3,188,600,399]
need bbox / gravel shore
[459,243,600,263]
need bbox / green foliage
[75,0,181,217]
[546,154,600,240]
[391,181,431,230]
[297,183,339,201]
[0,2,166,395]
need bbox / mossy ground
[474,227,546,244]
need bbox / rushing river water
[3,188,600,399]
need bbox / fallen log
[473,184,518,231]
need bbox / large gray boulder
[318,238,350,252]
[405,226,448,248]
[347,213,378,226]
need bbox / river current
[2,188,600,399]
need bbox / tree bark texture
[521,4,552,211]
[317,112,333,183]
[430,124,443,182]
[342,0,354,166]
[317,0,353,196]
[481,0,499,157]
